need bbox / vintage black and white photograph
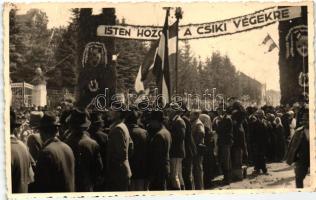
[3,1,315,197]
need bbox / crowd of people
[10,97,310,193]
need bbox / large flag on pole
[135,9,177,103]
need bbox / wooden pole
[175,7,183,94]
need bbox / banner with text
[97,6,301,40]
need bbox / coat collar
[172,115,180,122]
[42,136,60,148]
[127,123,139,129]
[10,135,18,144]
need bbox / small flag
[261,34,278,53]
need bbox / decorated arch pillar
[76,8,117,108]
[279,6,308,105]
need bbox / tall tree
[47,9,80,90]
[9,9,52,83]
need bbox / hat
[40,112,60,128]
[109,101,127,111]
[29,111,44,128]
[10,110,21,130]
[69,108,91,128]
[255,109,265,116]
[150,111,164,122]
[169,102,181,111]
[125,109,139,124]
[287,110,295,116]
[90,112,104,126]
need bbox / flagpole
[175,8,183,94]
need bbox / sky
[16,2,281,91]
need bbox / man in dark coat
[213,106,233,185]
[33,112,75,192]
[251,109,268,174]
[147,111,172,191]
[190,109,205,189]
[66,109,103,192]
[11,110,34,193]
[168,103,186,190]
[287,107,310,188]
[107,107,133,191]
[88,112,109,191]
[125,109,147,191]
[27,111,44,162]
[181,108,197,190]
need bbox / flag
[261,34,278,53]
[135,9,177,104]
[134,42,158,92]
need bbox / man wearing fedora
[11,110,34,193]
[33,112,75,192]
[146,111,172,191]
[181,104,197,190]
[88,111,109,191]
[26,111,44,162]
[190,109,205,190]
[168,103,186,190]
[107,106,133,191]
[125,108,147,191]
[65,108,103,192]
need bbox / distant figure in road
[274,116,286,162]
[251,110,268,175]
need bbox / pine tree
[47,9,80,90]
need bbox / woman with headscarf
[199,113,217,188]
[231,109,248,181]
[274,117,286,162]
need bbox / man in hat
[190,109,205,189]
[287,106,310,188]
[33,112,75,192]
[146,111,172,190]
[125,108,147,191]
[26,111,44,162]
[181,104,197,190]
[213,105,233,185]
[11,110,34,193]
[167,103,186,190]
[66,109,103,192]
[88,111,108,191]
[107,105,133,191]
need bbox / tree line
[9,8,262,103]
